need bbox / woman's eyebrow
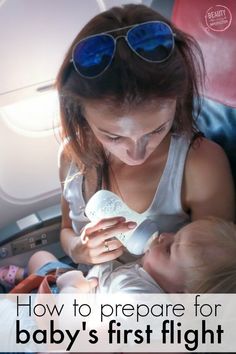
[148,119,172,132]
[97,119,171,137]
[97,128,121,137]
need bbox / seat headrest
[172,0,236,108]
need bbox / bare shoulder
[188,138,228,163]
[184,137,235,221]
[187,137,228,166]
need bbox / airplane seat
[172,0,236,186]
[0,205,65,269]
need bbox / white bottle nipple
[85,190,159,255]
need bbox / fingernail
[118,217,126,222]
[127,222,137,229]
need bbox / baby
[28,217,236,294]
[2,217,235,354]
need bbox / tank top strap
[63,162,84,206]
[149,134,190,215]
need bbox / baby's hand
[57,270,98,293]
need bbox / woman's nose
[126,137,148,160]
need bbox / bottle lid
[125,219,159,255]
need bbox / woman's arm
[183,138,235,221]
[60,195,82,260]
[59,148,83,261]
[59,147,132,264]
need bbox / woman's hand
[70,217,137,264]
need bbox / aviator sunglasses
[71,21,175,78]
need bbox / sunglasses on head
[71,21,175,79]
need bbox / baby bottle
[85,190,159,255]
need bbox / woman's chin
[121,157,148,166]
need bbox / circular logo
[205,5,232,32]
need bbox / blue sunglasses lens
[127,22,174,62]
[72,22,174,78]
[73,34,115,77]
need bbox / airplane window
[0,0,7,7]
[1,91,60,137]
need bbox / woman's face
[84,99,176,166]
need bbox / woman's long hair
[56,4,205,174]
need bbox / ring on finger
[104,240,110,252]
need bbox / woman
[56,4,235,266]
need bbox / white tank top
[63,134,190,257]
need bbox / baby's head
[142,217,236,293]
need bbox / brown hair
[183,218,236,293]
[56,4,205,174]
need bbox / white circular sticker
[205,4,232,32]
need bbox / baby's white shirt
[87,260,164,294]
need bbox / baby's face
[142,222,207,292]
